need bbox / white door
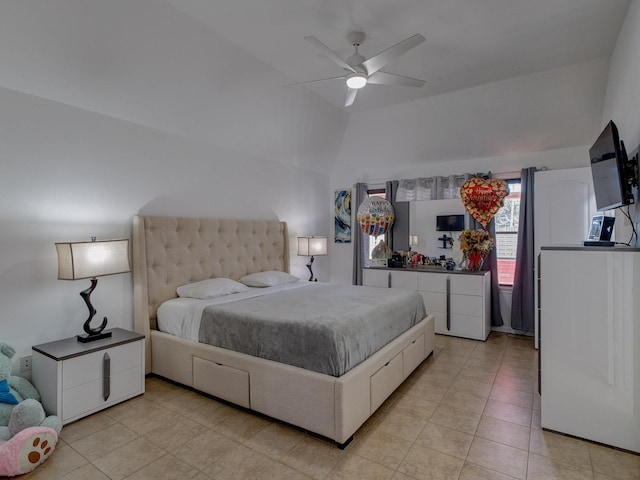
[533,167,596,348]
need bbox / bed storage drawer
[193,356,250,408]
[370,352,402,412]
[402,334,425,379]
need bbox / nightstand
[32,328,145,425]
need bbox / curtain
[385,181,396,251]
[465,172,503,327]
[386,180,410,252]
[396,175,470,201]
[510,167,535,332]
[352,183,368,285]
[396,178,436,201]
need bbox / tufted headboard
[132,215,290,366]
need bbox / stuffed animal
[0,342,61,476]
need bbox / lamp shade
[56,239,131,280]
[410,235,420,248]
[297,236,328,256]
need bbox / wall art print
[334,189,352,243]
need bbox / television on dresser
[589,120,635,211]
[436,214,465,232]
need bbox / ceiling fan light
[346,72,367,89]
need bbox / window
[366,188,386,263]
[494,180,521,286]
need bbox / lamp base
[77,330,112,343]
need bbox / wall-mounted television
[436,214,465,231]
[589,120,635,211]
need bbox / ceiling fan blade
[368,71,425,88]
[362,34,425,75]
[286,75,346,87]
[305,36,357,73]
[345,88,358,107]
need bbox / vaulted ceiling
[0,0,631,173]
[166,0,628,113]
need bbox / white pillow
[176,278,249,299]
[239,271,299,287]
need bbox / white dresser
[540,246,640,453]
[32,328,145,425]
[363,267,491,340]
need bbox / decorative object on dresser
[55,238,130,342]
[356,197,394,237]
[297,236,328,281]
[458,229,495,271]
[32,328,144,425]
[460,178,508,228]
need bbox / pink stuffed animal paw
[0,426,57,477]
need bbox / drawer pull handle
[446,276,451,331]
[384,361,390,367]
[103,353,110,402]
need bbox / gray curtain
[386,180,410,252]
[352,183,368,285]
[465,172,503,327]
[510,167,535,332]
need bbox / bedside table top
[32,328,144,361]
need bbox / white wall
[601,1,640,244]
[0,86,331,375]
[0,1,353,375]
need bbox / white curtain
[395,178,435,201]
[396,175,468,201]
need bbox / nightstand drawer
[62,365,143,421]
[62,342,142,390]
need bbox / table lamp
[55,238,130,342]
[297,236,328,281]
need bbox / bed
[132,215,434,447]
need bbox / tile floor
[13,333,640,480]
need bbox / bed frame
[132,215,434,447]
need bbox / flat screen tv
[436,214,465,232]
[589,120,634,211]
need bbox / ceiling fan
[299,31,426,107]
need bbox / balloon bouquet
[459,178,508,270]
[357,197,395,262]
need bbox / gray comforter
[198,283,426,377]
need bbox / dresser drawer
[435,313,485,340]
[417,273,446,293]
[450,294,484,316]
[450,275,484,296]
[363,269,389,288]
[390,271,418,289]
[420,291,446,314]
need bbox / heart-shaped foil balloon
[460,178,509,228]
